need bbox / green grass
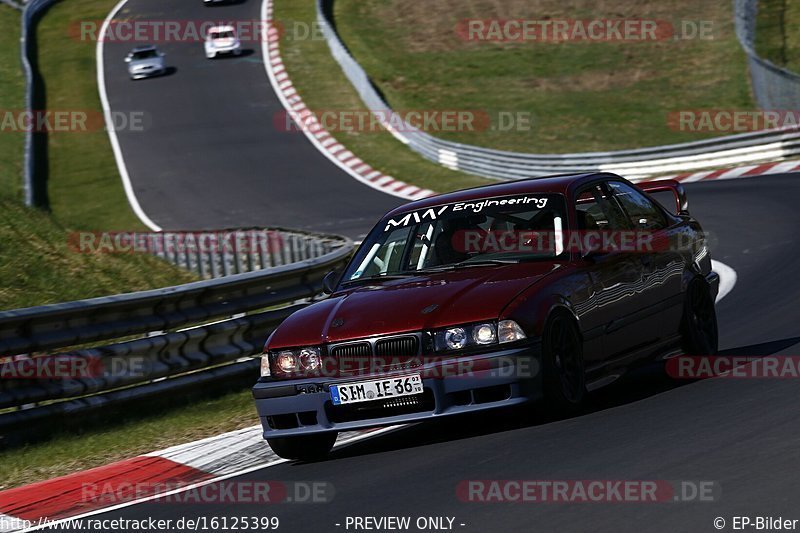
[0,198,195,309]
[0,389,258,490]
[329,0,754,153]
[0,6,25,199]
[755,0,800,72]
[36,0,144,230]
[274,1,488,194]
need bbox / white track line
[259,0,425,201]
[97,0,162,231]
[712,260,737,303]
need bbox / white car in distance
[204,26,242,59]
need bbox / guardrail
[79,228,346,279]
[0,235,353,446]
[315,0,800,181]
[21,0,57,207]
[1,0,23,10]
[735,0,800,110]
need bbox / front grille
[375,336,418,358]
[328,335,422,376]
[330,342,372,359]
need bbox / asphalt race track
[103,0,402,238]
[95,1,800,532]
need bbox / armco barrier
[21,0,59,207]
[85,228,346,279]
[0,237,353,445]
[315,0,800,181]
[734,0,800,110]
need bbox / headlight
[444,327,468,350]
[498,320,527,344]
[432,321,525,352]
[433,322,499,352]
[275,350,299,373]
[269,347,322,376]
[298,347,322,371]
[473,324,497,344]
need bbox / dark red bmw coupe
[253,173,719,460]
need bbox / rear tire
[542,311,586,413]
[267,432,337,461]
[681,279,718,355]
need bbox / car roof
[383,172,622,218]
[208,25,236,33]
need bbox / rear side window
[608,182,668,230]
[575,184,630,231]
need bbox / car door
[607,181,685,340]
[573,183,655,369]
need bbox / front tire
[542,311,586,413]
[267,432,337,461]
[681,278,718,355]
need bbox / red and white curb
[0,426,398,532]
[260,0,435,202]
[637,159,800,184]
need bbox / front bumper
[252,343,541,438]
[129,67,164,79]
[207,43,241,55]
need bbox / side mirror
[159,52,165,57]
[124,56,132,63]
[322,271,339,295]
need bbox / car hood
[268,262,560,349]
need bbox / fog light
[498,320,526,343]
[473,324,497,345]
[276,351,299,372]
[444,327,468,350]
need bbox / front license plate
[330,374,423,406]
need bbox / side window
[575,184,630,231]
[608,182,668,230]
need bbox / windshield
[211,31,235,39]
[131,49,158,60]
[343,193,567,283]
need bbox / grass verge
[0,6,25,199]
[36,0,144,230]
[0,198,195,309]
[0,389,258,490]
[274,1,489,194]
[755,0,800,72]
[331,0,754,153]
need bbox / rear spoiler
[636,180,689,216]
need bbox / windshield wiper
[341,273,415,287]
[417,259,521,273]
